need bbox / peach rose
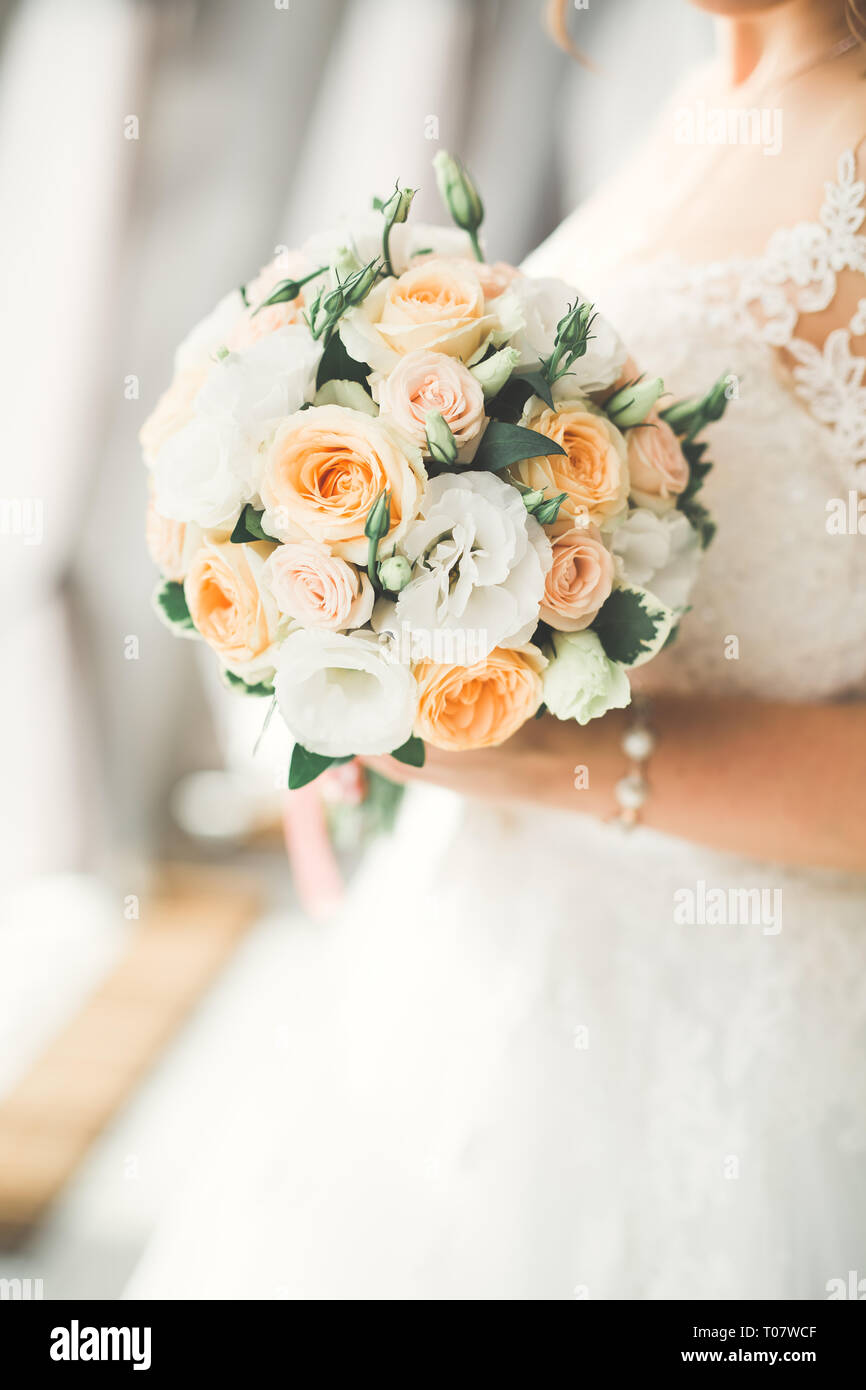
[265,540,374,631]
[139,367,208,465]
[539,523,614,632]
[227,253,309,351]
[413,645,545,751]
[340,258,498,373]
[145,494,199,581]
[185,540,279,678]
[260,404,426,564]
[627,411,689,511]
[376,349,486,450]
[512,403,629,527]
[413,253,520,301]
[473,260,521,301]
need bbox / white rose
[195,325,321,495]
[392,470,551,662]
[174,289,246,373]
[196,325,320,432]
[274,629,417,757]
[543,630,632,726]
[498,276,626,393]
[611,508,701,612]
[153,413,248,532]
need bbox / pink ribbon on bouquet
[280,761,366,921]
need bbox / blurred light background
[0,0,712,1298]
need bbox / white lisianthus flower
[196,326,320,435]
[174,289,246,373]
[154,327,321,531]
[611,508,702,612]
[543,630,631,726]
[274,629,417,757]
[393,470,551,662]
[497,276,626,393]
[153,414,248,532]
[302,216,475,279]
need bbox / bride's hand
[362,711,624,816]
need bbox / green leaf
[222,670,275,698]
[153,580,196,635]
[510,366,555,410]
[471,420,565,472]
[389,736,425,768]
[679,496,716,549]
[486,367,554,423]
[678,439,713,505]
[592,585,675,668]
[316,330,371,390]
[230,504,279,545]
[288,744,354,790]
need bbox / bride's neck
[716,0,849,89]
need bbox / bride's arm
[365,698,866,872]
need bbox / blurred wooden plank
[0,864,261,1247]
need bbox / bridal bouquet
[142,152,727,789]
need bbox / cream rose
[413,255,520,301]
[260,404,426,564]
[339,259,498,374]
[512,400,630,528]
[376,349,486,450]
[265,541,374,631]
[185,540,281,681]
[413,644,545,751]
[539,523,614,632]
[626,411,690,512]
[145,494,200,581]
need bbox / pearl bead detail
[622,726,655,762]
[615,772,649,810]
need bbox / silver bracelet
[611,695,655,829]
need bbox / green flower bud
[470,346,520,398]
[606,376,665,428]
[520,488,546,512]
[365,488,392,591]
[556,300,594,356]
[378,554,412,593]
[433,150,484,234]
[425,410,458,465]
[533,492,568,525]
[364,488,392,543]
[382,185,416,227]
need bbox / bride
[128,0,866,1300]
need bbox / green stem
[469,229,484,263]
[367,535,380,593]
[383,220,396,278]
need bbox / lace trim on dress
[648,151,866,484]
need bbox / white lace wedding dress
[127,153,866,1301]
